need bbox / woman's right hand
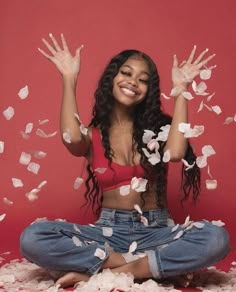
[38,33,83,78]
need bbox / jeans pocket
[95,218,113,227]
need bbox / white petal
[142,147,151,158]
[140,216,149,226]
[94,248,106,260]
[0,213,6,222]
[95,168,107,174]
[25,191,39,201]
[38,119,49,125]
[211,220,225,227]
[62,130,71,143]
[173,230,184,239]
[37,180,47,189]
[182,91,194,100]
[196,155,208,168]
[20,131,30,139]
[211,105,222,115]
[3,197,13,205]
[33,150,47,159]
[27,162,40,174]
[161,92,171,100]
[171,224,179,232]
[147,139,158,151]
[12,178,23,188]
[170,86,182,97]
[25,122,33,134]
[181,159,195,171]
[0,141,4,154]
[102,227,113,237]
[72,236,83,247]
[74,177,84,190]
[178,122,191,133]
[203,103,213,111]
[192,81,208,95]
[223,117,234,124]
[193,222,205,229]
[36,128,57,138]
[19,152,31,165]
[134,204,143,214]
[148,152,161,165]
[128,241,138,253]
[131,178,148,192]
[142,129,155,144]
[3,106,15,120]
[18,85,29,99]
[80,124,88,135]
[156,125,170,142]
[207,165,213,178]
[163,149,170,162]
[130,177,139,190]
[200,69,212,80]
[73,224,81,233]
[74,112,81,122]
[120,185,130,196]
[202,145,216,157]
[184,125,204,138]
[205,179,217,190]
[206,92,215,102]
[197,100,204,112]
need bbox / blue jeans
[20,208,230,278]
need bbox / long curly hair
[82,50,201,215]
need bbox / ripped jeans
[20,208,230,278]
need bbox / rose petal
[74,177,84,190]
[102,227,113,237]
[80,124,88,135]
[33,151,47,159]
[37,180,47,189]
[18,85,29,99]
[19,152,31,165]
[140,216,149,226]
[157,125,170,142]
[128,241,137,253]
[193,222,205,229]
[211,105,222,115]
[12,178,23,188]
[62,130,71,143]
[181,159,195,171]
[131,177,148,192]
[202,145,216,157]
[3,106,15,120]
[95,168,107,174]
[27,162,40,174]
[200,69,212,80]
[0,141,4,154]
[148,152,161,165]
[36,129,57,138]
[24,122,33,134]
[196,155,208,168]
[207,92,215,102]
[0,214,6,222]
[3,197,13,205]
[134,204,142,214]
[38,119,49,125]
[94,248,106,260]
[161,92,171,100]
[163,149,171,162]
[182,91,194,100]
[211,220,225,227]
[197,100,204,112]
[206,179,217,190]
[142,129,156,144]
[120,185,130,196]
[72,236,83,247]
[173,230,184,239]
[223,117,234,124]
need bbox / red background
[0,0,235,264]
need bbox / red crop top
[91,127,144,192]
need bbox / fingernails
[49,33,53,38]
[205,48,209,52]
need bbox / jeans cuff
[146,250,160,279]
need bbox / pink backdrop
[1,0,235,258]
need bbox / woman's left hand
[171,46,215,91]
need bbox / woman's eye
[139,79,149,84]
[120,70,131,76]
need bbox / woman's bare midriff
[102,187,167,210]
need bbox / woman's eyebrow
[121,64,150,76]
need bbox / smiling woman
[19,34,230,289]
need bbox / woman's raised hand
[171,46,215,91]
[38,33,83,77]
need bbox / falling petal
[120,185,130,196]
[122,252,141,263]
[178,123,191,134]
[74,112,81,122]
[62,130,71,143]
[182,91,194,100]
[173,230,184,239]
[197,100,204,112]
[231,261,236,265]
[24,122,33,134]
[211,220,225,227]
[192,81,209,96]
[207,92,215,102]
[193,222,205,229]
[37,180,47,189]
[73,224,81,233]
[80,124,88,135]
[161,92,171,100]
[33,150,47,159]
[27,162,40,174]
[12,178,23,188]
[134,204,143,214]
[207,165,213,178]
[206,179,217,190]
[3,106,15,120]
[211,105,222,115]
[148,152,161,165]
[0,141,4,154]
[170,86,182,97]
[204,103,213,111]
[157,125,170,142]
[36,128,57,138]
[128,241,138,253]
[73,177,84,190]
[181,159,195,171]
[196,155,208,168]
[102,227,113,237]
[147,139,159,151]
[95,168,107,174]
[3,197,13,205]
[223,117,234,124]
[19,152,31,165]
[72,236,83,247]
[38,119,49,125]
[140,216,149,226]
[142,147,151,158]
[25,189,40,201]
[142,129,155,144]
[131,177,148,192]
[163,149,171,162]
[20,131,30,140]
[202,145,216,157]
[0,214,6,222]
[18,85,29,99]
[200,69,212,80]
[171,224,179,232]
[94,248,106,260]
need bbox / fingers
[37,47,52,60]
[49,33,62,51]
[60,33,69,51]
[193,48,209,64]
[41,37,57,55]
[75,44,84,59]
[186,45,197,64]
[172,54,178,67]
[197,53,216,68]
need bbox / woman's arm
[38,33,90,157]
[165,46,215,161]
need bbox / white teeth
[122,88,135,96]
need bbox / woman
[20,34,230,288]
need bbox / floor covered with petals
[0,251,236,292]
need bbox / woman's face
[112,56,150,107]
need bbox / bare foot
[160,273,194,288]
[55,271,90,288]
